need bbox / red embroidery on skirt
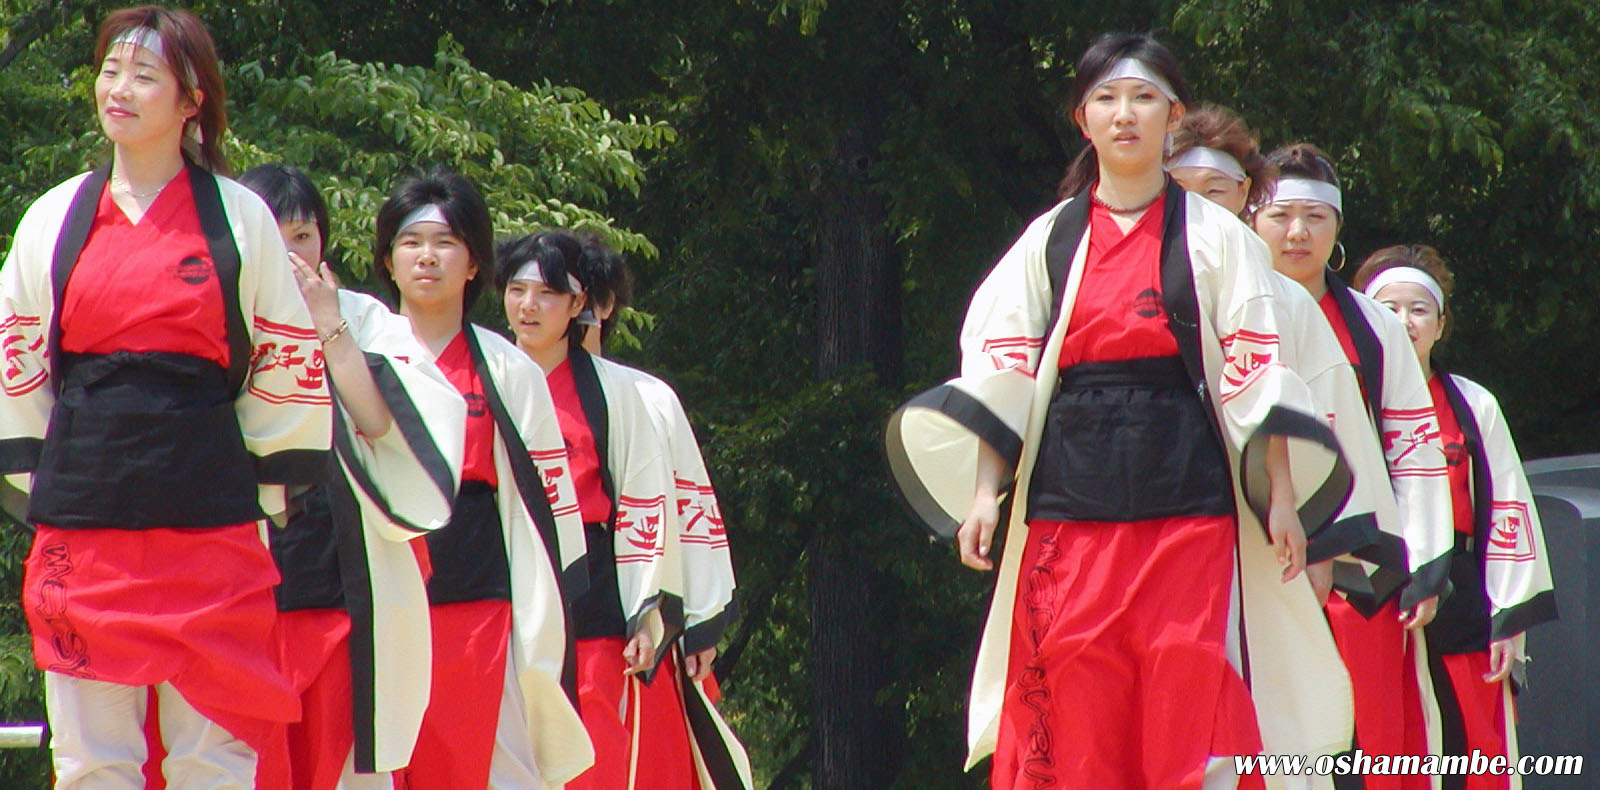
[1019,532,1061,787]
[34,541,94,676]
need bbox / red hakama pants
[1436,651,1512,790]
[397,600,512,790]
[1325,596,1430,790]
[568,638,702,790]
[992,516,1261,790]
[24,525,299,761]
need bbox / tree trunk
[808,117,902,790]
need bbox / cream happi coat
[564,349,677,645]
[0,167,330,516]
[1266,273,1398,568]
[327,290,467,773]
[1432,373,1557,641]
[463,325,594,785]
[958,184,1355,778]
[618,364,752,790]
[1433,371,1558,789]
[1320,277,1454,611]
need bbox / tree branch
[0,0,87,72]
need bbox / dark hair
[374,168,495,311]
[237,163,329,259]
[575,235,632,341]
[1351,244,1456,338]
[496,230,590,350]
[1057,32,1192,198]
[96,6,229,174]
[1169,104,1277,215]
[1264,141,1341,196]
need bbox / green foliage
[227,37,673,283]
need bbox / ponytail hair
[575,235,632,342]
[1057,32,1192,199]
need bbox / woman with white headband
[1254,144,1453,790]
[0,7,331,787]
[372,172,592,789]
[567,240,752,788]
[1170,109,1408,624]
[230,164,468,789]
[1355,246,1556,790]
[496,231,718,789]
[939,32,1356,789]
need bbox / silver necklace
[113,173,166,200]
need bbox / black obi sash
[1027,355,1234,523]
[571,521,627,640]
[28,351,262,529]
[272,484,344,611]
[424,480,510,604]
[1426,532,1492,655]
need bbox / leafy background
[1,0,1596,787]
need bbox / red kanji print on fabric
[676,477,728,550]
[616,494,668,565]
[981,335,1044,372]
[1218,329,1282,403]
[1,313,46,396]
[248,317,330,406]
[1485,502,1537,563]
[1381,407,1448,479]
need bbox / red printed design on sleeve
[675,478,728,550]
[247,316,332,406]
[1218,329,1281,402]
[615,494,668,564]
[530,448,580,520]
[1379,407,1448,478]
[1485,501,1537,563]
[979,336,1044,372]
[1,313,46,396]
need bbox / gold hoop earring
[1329,241,1347,272]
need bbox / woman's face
[385,221,476,312]
[277,219,323,268]
[95,41,197,152]
[503,275,584,353]
[1074,77,1183,176]
[1252,199,1340,288]
[1170,166,1251,216]
[1375,281,1444,366]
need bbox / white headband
[1268,177,1343,214]
[110,26,199,88]
[1166,146,1246,182]
[112,26,167,60]
[1084,58,1179,104]
[510,260,584,294]
[1363,267,1444,311]
[399,204,449,232]
[576,309,601,327]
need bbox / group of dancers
[0,6,746,789]
[889,31,1559,790]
